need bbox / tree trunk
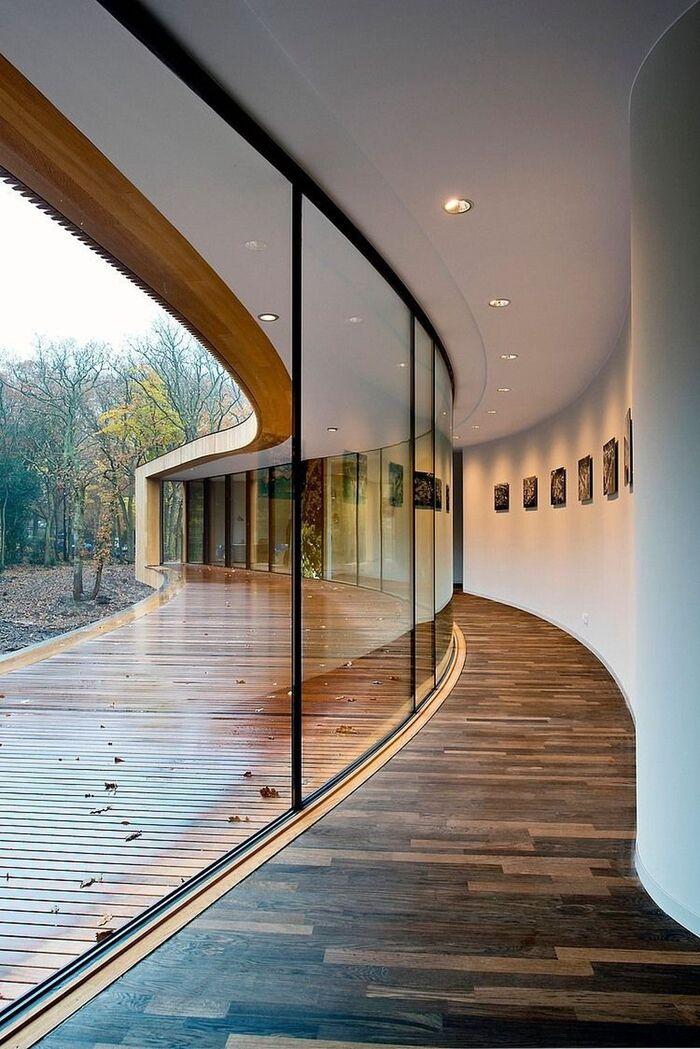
[0,491,7,572]
[72,492,85,601]
[91,560,104,600]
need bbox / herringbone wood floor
[37,593,700,1048]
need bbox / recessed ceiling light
[487,409,497,414]
[443,197,473,215]
[397,362,407,368]
[345,315,363,324]
[453,434,460,440]
[472,424,480,430]
[326,426,338,432]
[245,240,268,251]
[500,353,519,360]
[489,298,511,308]
[257,312,279,322]
[497,387,511,393]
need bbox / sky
[0,179,165,359]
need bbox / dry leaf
[97,914,113,926]
[335,724,355,734]
[104,782,118,791]
[243,770,253,778]
[259,786,280,798]
[114,757,124,764]
[227,815,250,823]
[95,928,114,943]
[125,831,142,842]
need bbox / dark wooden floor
[34,593,700,1048]
[0,566,414,1008]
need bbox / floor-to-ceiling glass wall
[414,323,436,703]
[435,352,454,682]
[300,199,413,793]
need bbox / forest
[0,317,248,600]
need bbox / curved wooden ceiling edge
[0,55,291,452]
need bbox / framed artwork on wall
[624,408,633,489]
[414,470,435,508]
[578,455,593,502]
[603,437,618,496]
[435,477,443,511]
[388,462,403,507]
[551,466,566,506]
[494,482,510,512]
[523,475,538,509]
[446,483,450,513]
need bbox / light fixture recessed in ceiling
[497,387,511,393]
[397,362,407,368]
[245,240,268,251]
[257,312,279,322]
[489,298,511,308]
[453,434,460,440]
[443,197,473,215]
[472,424,480,430]
[327,426,338,433]
[500,353,519,360]
[487,409,497,414]
[345,315,363,324]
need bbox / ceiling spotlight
[257,312,279,322]
[500,353,519,360]
[489,298,511,308]
[443,197,473,215]
[487,409,497,414]
[497,387,511,393]
[397,362,407,368]
[245,240,268,251]
[327,426,338,432]
[345,315,363,324]
[472,424,480,430]
[453,434,460,440]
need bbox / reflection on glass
[187,480,204,563]
[208,476,226,565]
[161,481,184,562]
[415,323,435,703]
[435,352,454,681]
[301,459,324,578]
[271,463,292,573]
[301,198,413,796]
[249,468,269,570]
[230,473,247,567]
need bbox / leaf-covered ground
[0,563,151,653]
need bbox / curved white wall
[463,320,634,698]
[631,1,700,934]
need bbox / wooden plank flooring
[35,593,700,1048]
[0,566,415,1010]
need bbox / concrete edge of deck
[2,623,466,1049]
[0,568,182,678]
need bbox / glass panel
[301,458,324,578]
[161,481,184,563]
[357,449,381,590]
[229,472,247,567]
[435,351,454,681]
[249,468,270,570]
[301,198,412,796]
[415,324,435,702]
[270,463,292,573]
[186,480,204,563]
[208,476,226,565]
[325,454,357,585]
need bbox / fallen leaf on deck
[243,770,253,778]
[343,661,353,668]
[80,878,97,888]
[125,831,142,842]
[227,815,251,823]
[335,724,355,734]
[236,679,246,684]
[97,914,113,926]
[95,929,114,943]
[89,806,112,815]
[114,757,124,764]
[104,782,118,792]
[259,786,280,798]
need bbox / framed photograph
[414,470,435,509]
[624,408,633,489]
[603,437,618,496]
[435,477,443,511]
[578,455,593,502]
[494,482,510,512]
[388,461,403,507]
[551,466,566,507]
[523,475,538,509]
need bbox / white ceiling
[141,0,692,445]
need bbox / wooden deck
[0,566,415,1009]
[34,592,700,1048]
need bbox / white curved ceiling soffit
[141,0,692,446]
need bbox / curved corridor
[36,593,700,1048]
